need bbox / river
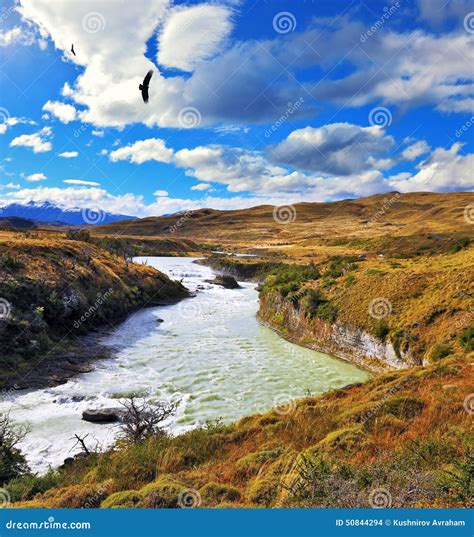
[1,257,369,473]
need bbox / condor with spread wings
[139,70,153,103]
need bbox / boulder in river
[82,408,121,423]
[205,275,241,289]
[155,318,164,323]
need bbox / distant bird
[71,44,76,56]
[139,70,153,103]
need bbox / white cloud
[154,190,169,197]
[270,123,395,176]
[10,127,52,153]
[63,179,100,186]
[401,140,430,161]
[388,143,473,193]
[157,4,233,72]
[92,130,104,137]
[0,117,36,135]
[109,138,173,164]
[0,26,36,47]
[191,183,212,191]
[58,151,78,158]
[42,100,78,123]
[26,172,47,182]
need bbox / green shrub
[458,327,474,352]
[7,469,61,502]
[140,476,186,508]
[199,482,241,505]
[430,343,452,362]
[101,490,143,508]
[374,322,390,340]
[302,289,337,322]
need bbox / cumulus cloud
[58,151,78,158]
[109,138,173,164]
[270,123,394,176]
[388,143,473,193]
[42,100,78,123]
[154,190,169,197]
[10,126,52,153]
[157,4,233,72]
[26,172,46,182]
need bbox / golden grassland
[93,192,474,253]
[12,353,473,508]
[1,191,473,507]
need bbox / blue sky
[0,0,473,217]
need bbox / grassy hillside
[11,353,472,508]
[94,192,474,253]
[0,230,188,388]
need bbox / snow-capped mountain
[0,202,136,226]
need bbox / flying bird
[139,70,153,103]
[71,44,76,56]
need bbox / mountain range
[0,202,136,226]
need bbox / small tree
[118,397,178,445]
[0,413,30,485]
